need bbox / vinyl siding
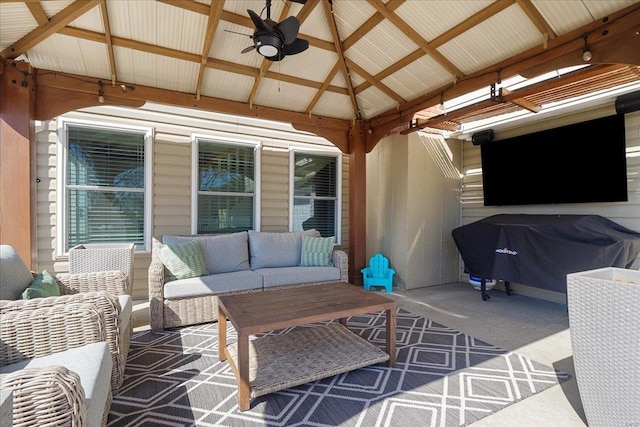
[34,103,349,300]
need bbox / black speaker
[472,129,494,146]
[615,90,640,115]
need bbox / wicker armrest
[0,303,106,366]
[1,292,124,391]
[3,365,87,427]
[56,270,130,296]
[331,249,349,282]
[148,237,167,331]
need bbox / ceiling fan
[240,0,309,62]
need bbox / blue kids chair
[361,253,395,293]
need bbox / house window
[59,120,152,253]
[290,151,341,240]
[194,137,259,233]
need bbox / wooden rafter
[345,58,405,105]
[353,0,516,95]
[25,2,48,25]
[56,26,349,95]
[366,0,465,81]
[99,0,117,85]
[341,0,404,51]
[305,62,340,114]
[516,0,558,44]
[322,0,358,117]
[368,4,640,142]
[195,0,224,100]
[1,0,101,58]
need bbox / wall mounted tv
[480,114,628,206]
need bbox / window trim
[289,147,342,244]
[57,117,154,255]
[191,133,262,234]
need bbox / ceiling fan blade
[241,45,256,54]
[282,38,309,55]
[277,16,300,45]
[289,0,307,4]
[247,9,273,34]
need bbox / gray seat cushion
[163,232,250,274]
[248,229,318,269]
[163,270,263,299]
[257,266,341,288]
[0,245,34,300]
[0,342,112,427]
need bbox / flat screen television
[480,114,628,206]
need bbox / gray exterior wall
[366,132,462,290]
[34,103,349,300]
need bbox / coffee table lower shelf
[225,322,390,401]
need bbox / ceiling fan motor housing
[254,32,282,57]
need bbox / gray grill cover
[451,214,640,293]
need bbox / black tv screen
[480,114,628,206]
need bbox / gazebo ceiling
[1,0,639,141]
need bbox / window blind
[197,140,255,233]
[66,125,145,248]
[293,153,337,237]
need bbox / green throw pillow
[158,240,208,280]
[21,270,60,300]
[300,235,335,267]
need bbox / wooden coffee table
[217,282,397,411]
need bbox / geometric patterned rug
[108,309,570,426]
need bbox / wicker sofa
[0,245,132,393]
[149,230,348,331]
[0,303,113,426]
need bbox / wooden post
[348,120,367,285]
[0,61,35,268]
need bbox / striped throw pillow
[158,240,208,280]
[299,235,335,267]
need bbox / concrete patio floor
[131,281,586,426]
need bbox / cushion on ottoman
[0,342,112,427]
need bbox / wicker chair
[0,303,113,427]
[0,245,131,393]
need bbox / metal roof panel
[438,4,542,75]
[0,2,37,51]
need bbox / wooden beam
[516,0,557,42]
[56,26,349,96]
[346,58,406,104]
[25,2,48,25]
[195,0,225,99]
[0,60,36,267]
[342,0,404,51]
[305,62,340,114]
[99,0,117,85]
[368,4,640,143]
[353,0,514,95]
[348,120,367,285]
[500,87,541,113]
[366,0,465,80]
[1,0,100,58]
[322,0,359,118]
[34,69,351,137]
